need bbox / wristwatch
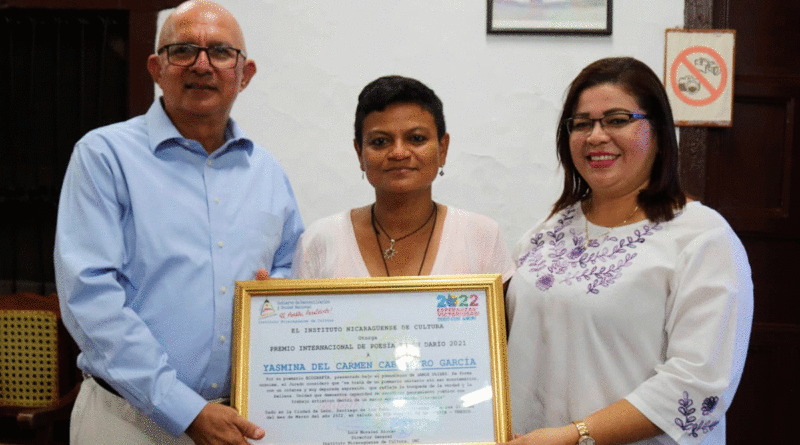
[572,420,595,445]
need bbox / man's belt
[92,375,122,397]
[86,374,230,405]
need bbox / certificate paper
[233,275,511,445]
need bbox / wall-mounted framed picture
[487,0,612,35]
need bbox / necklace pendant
[383,240,397,259]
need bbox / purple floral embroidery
[519,211,575,273]
[675,391,719,437]
[517,232,545,267]
[517,207,661,295]
[702,396,719,415]
[536,274,554,291]
[567,245,585,259]
[549,259,568,275]
[566,253,636,294]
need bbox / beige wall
[159,0,684,247]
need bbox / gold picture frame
[233,274,511,445]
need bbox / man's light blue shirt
[54,100,304,435]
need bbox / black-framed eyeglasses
[565,111,650,135]
[157,43,245,69]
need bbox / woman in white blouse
[291,75,514,281]
[504,57,753,445]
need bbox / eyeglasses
[565,112,649,135]
[157,43,245,69]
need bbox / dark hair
[354,75,446,146]
[551,56,686,222]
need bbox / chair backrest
[0,293,77,408]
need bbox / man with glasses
[54,1,304,443]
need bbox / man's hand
[186,403,265,445]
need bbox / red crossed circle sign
[670,45,728,107]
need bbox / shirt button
[207,160,213,166]
[211,383,218,389]
[219,336,226,343]
[215,197,221,204]
[221,286,227,294]
[218,241,224,248]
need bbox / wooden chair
[0,292,81,445]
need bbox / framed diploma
[233,274,511,445]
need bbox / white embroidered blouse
[506,201,753,445]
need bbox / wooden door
[0,1,181,295]
[681,1,800,443]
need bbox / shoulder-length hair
[551,57,686,222]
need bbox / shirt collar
[145,98,254,156]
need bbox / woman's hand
[499,425,577,445]
[500,400,663,445]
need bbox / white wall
[159,0,683,248]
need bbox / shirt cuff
[149,380,209,436]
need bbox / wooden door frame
[680,0,716,199]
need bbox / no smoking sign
[664,29,735,126]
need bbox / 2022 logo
[436,294,479,308]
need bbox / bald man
[54,1,304,443]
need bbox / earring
[439,166,444,176]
